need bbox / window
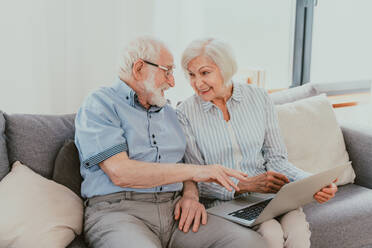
[154,0,298,104]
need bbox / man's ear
[132,59,145,80]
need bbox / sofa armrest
[341,123,372,189]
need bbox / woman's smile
[198,87,211,95]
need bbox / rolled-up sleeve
[262,92,311,181]
[75,93,128,169]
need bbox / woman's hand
[314,182,338,203]
[191,165,248,192]
[237,171,290,194]
[174,195,207,233]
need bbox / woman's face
[187,55,226,102]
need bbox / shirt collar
[113,78,164,112]
[200,81,243,113]
[201,100,214,112]
[113,78,135,106]
[231,81,243,102]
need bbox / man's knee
[230,233,266,248]
[220,225,267,248]
[170,214,267,248]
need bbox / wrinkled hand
[314,179,338,203]
[192,165,247,192]
[174,195,207,233]
[238,171,290,194]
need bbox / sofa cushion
[276,94,355,185]
[4,113,75,179]
[270,83,319,105]
[53,140,83,198]
[0,161,83,248]
[304,184,372,248]
[0,111,9,181]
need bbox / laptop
[207,163,349,227]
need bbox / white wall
[0,0,296,114]
[311,0,372,83]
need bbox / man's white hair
[181,38,237,85]
[119,36,168,78]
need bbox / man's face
[143,48,175,107]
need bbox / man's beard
[143,75,169,107]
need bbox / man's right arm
[76,93,246,192]
[99,151,247,192]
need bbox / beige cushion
[276,94,355,185]
[0,161,83,248]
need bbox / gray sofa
[1,89,372,247]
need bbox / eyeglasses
[142,60,174,78]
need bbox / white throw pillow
[276,94,355,185]
[0,161,83,248]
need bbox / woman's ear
[132,59,145,80]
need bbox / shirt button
[158,155,161,159]
[149,115,152,119]
[154,141,157,145]
[160,186,163,191]
[126,96,129,100]
[152,134,155,138]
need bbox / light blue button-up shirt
[75,79,186,198]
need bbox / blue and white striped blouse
[177,81,310,202]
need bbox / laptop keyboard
[228,199,272,221]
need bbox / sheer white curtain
[0,0,296,114]
[0,0,155,114]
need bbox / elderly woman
[176,38,338,248]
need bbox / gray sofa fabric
[0,111,9,181]
[53,140,83,198]
[4,113,75,179]
[67,235,88,248]
[341,124,372,189]
[304,184,372,248]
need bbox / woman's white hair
[119,36,168,78]
[181,38,237,85]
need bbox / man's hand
[174,195,207,233]
[237,171,290,194]
[192,165,248,192]
[314,180,338,203]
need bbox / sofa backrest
[270,83,319,105]
[4,113,76,179]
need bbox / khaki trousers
[84,191,266,248]
[256,207,311,248]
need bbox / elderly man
[75,36,266,248]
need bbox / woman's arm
[261,92,311,181]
